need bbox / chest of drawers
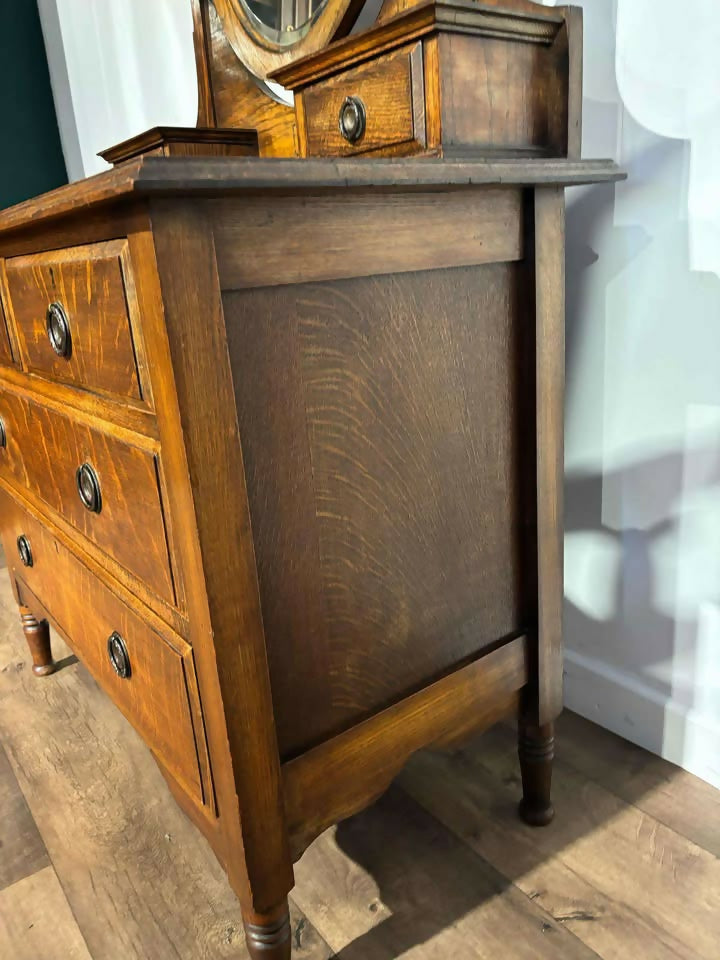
[0,156,622,958]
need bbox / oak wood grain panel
[0,491,209,806]
[5,241,146,403]
[0,388,176,605]
[439,34,555,155]
[301,43,424,157]
[283,636,526,858]
[228,262,526,756]
[212,188,522,290]
[534,186,565,725]
[0,743,50,891]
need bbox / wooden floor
[1,570,719,960]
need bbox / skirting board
[564,648,720,790]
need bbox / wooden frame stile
[191,0,218,127]
[516,185,565,828]
[142,201,294,942]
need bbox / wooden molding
[282,635,527,859]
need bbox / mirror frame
[212,0,366,80]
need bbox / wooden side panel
[0,388,176,606]
[564,6,583,159]
[439,33,567,156]
[227,262,526,758]
[212,189,523,289]
[5,241,145,403]
[534,186,565,725]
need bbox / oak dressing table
[0,1,622,956]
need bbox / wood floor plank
[0,577,331,960]
[0,741,50,891]
[400,726,720,960]
[2,549,719,960]
[555,711,720,858]
[293,784,601,960]
[0,866,93,960]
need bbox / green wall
[0,0,67,209]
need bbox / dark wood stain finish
[273,0,579,160]
[0,2,624,956]
[229,263,524,755]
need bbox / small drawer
[299,42,426,157]
[0,390,176,606]
[4,240,146,403]
[0,491,211,808]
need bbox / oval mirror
[212,0,364,80]
[241,0,328,46]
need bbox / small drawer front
[301,43,425,157]
[0,390,176,605]
[5,240,145,402]
[0,492,210,807]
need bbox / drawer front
[301,43,425,157]
[5,240,145,402]
[0,491,210,807]
[0,390,176,605]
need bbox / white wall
[540,0,720,788]
[39,0,720,786]
[37,0,197,180]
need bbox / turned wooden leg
[518,720,555,827]
[243,902,291,959]
[20,606,55,677]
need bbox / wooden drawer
[0,490,211,808]
[4,240,147,403]
[299,43,426,157]
[0,389,176,605]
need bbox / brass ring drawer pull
[107,631,131,679]
[76,462,102,514]
[17,534,33,568]
[339,96,366,144]
[46,301,72,358]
